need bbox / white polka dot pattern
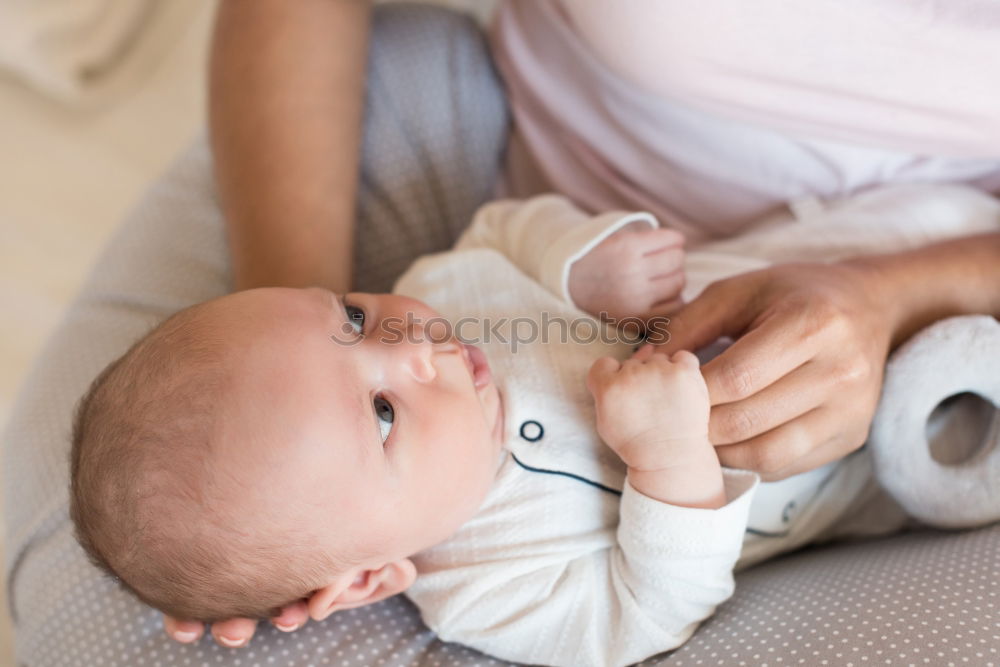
[651,523,1000,666]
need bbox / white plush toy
[869,314,1000,529]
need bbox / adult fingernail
[173,630,198,643]
[218,635,246,647]
[274,621,299,632]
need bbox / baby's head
[70,287,505,622]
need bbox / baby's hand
[568,222,686,323]
[586,344,710,472]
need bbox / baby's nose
[403,333,459,384]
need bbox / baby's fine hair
[69,302,358,622]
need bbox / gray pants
[2,5,511,666]
[354,4,509,293]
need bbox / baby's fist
[586,345,710,471]
[569,223,686,322]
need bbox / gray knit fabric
[353,4,508,292]
[3,4,998,667]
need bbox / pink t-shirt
[489,0,1000,244]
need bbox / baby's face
[209,287,505,567]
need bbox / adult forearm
[210,0,371,292]
[847,231,1000,349]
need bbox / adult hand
[654,261,893,481]
[163,599,310,648]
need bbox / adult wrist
[226,208,355,293]
[837,255,908,347]
[840,232,1000,349]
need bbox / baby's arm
[408,347,757,666]
[455,195,686,321]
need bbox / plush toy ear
[869,315,1000,529]
[306,559,417,622]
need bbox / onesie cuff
[539,210,660,311]
[618,468,759,557]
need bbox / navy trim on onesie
[745,526,790,538]
[511,453,624,497]
[511,447,868,539]
[510,453,771,538]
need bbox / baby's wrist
[622,432,713,471]
[627,446,725,509]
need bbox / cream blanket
[0,0,199,104]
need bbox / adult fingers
[271,599,310,632]
[210,617,259,648]
[714,407,860,481]
[642,299,684,341]
[699,312,821,406]
[709,360,828,445]
[655,279,758,357]
[759,430,868,481]
[163,615,204,644]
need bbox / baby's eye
[373,395,394,443]
[372,396,396,442]
[344,304,366,334]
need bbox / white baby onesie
[394,186,999,666]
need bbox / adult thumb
[653,281,751,355]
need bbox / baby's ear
[307,558,417,622]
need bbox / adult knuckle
[722,407,761,443]
[824,307,854,340]
[719,361,757,399]
[766,437,811,475]
[808,292,853,331]
[747,444,786,475]
[831,356,872,387]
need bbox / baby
[70,188,989,666]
